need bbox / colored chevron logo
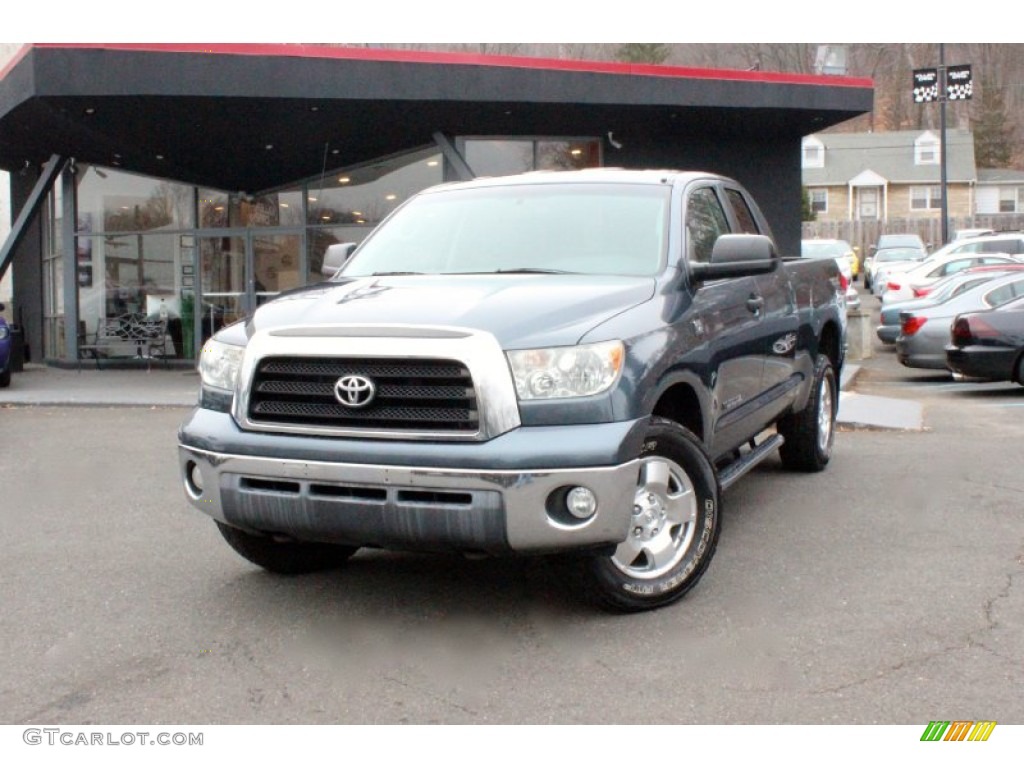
[920,721,996,742]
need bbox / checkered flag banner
[913,68,939,103]
[947,64,973,100]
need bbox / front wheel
[777,354,837,472]
[215,521,358,574]
[0,367,9,388]
[576,419,720,613]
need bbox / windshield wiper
[494,267,575,274]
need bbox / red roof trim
[26,42,873,89]
[0,45,33,81]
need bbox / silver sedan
[896,273,1024,370]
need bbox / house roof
[977,168,1024,184]
[803,129,976,186]
[0,43,873,194]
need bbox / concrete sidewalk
[837,363,925,431]
[0,364,199,407]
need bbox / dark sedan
[945,295,1024,384]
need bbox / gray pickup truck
[179,169,846,611]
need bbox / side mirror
[689,234,779,282]
[321,242,357,278]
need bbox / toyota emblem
[334,375,376,408]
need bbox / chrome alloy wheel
[612,456,698,579]
[817,373,835,455]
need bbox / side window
[686,187,731,263]
[984,283,1017,307]
[935,258,972,277]
[725,189,760,234]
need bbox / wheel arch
[649,375,708,446]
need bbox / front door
[196,229,304,348]
[858,187,879,220]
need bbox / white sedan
[881,253,1022,305]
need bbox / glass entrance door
[196,229,305,349]
[198,235,247,344]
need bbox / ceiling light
[265,144,274,150]
[352,211,363,216]
[385,194,397,201]
[84,107,95,115]
[310,106,319,112]
[570,148,582,156]
[308,196,318,202]
[338,176,350,184]
[356,219,366,224]
[155,154,164,160]
[321,215,331,221]
[331,149,339,155]
[214,206,224,211]
[280,203,289,208]
[427,160,439,167]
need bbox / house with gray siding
[802,129,976,222]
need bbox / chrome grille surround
[232,324,521,441]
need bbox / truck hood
[247,274,656,349]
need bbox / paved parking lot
[1,306,1022,725]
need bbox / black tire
[215,521,358,575]
[777,353,837,472]
[0,367,9,388]
[576,418,720,613]
[1015,354,1024,387]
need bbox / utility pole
[939,44,949,245]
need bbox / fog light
[185,460,204,496]
[566,486,597,519]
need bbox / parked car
[801,239,859,309]
[896,273,1024,370]
[876,233,928,252]
[945,295,1024,384]
[876,269,1022,344]
[0,303,11,388]
[880,253,1022,304]
[953,228,995,240]
[865,246,927,292]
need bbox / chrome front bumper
[180,445,640,554]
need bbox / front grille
[248,356,479,433]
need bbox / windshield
[801,241,851,259]
[342,183,670,277]
[876,247,925,263]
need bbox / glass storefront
[42,137,599,364]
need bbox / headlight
[507,340,624,400]
[198,337,245,391]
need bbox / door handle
[746,295,765,314]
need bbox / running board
[717,433,785,492]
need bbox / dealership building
[0,43,871,366]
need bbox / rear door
[681,184,766,455]
[721,185,800,419]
